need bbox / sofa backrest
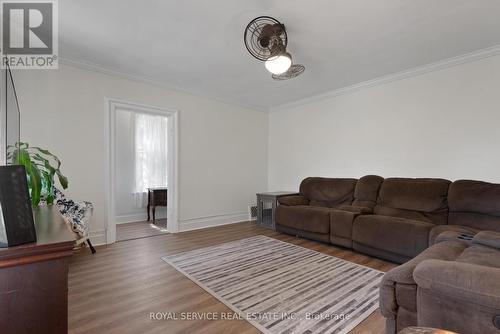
[374,178,451,225]
[448,180,500,232]
[352,175,384,208]
[299,177,357,207]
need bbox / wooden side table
[256,192,298,229]
[147,187,168,222]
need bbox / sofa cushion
[299,177,357,207]
[447,212,500,233]
[353,215,434,259]
[449,180,500,215]
[275,205,330,234]
[414,259,500,310]
[472,230,500,249]
[448,180,500,232]
[352,175,384,208]
[277,195,309,206]
[374,178,451,225]
[415,259,500,334]
[456,244,500,269]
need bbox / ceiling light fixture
[244,16,305,80]
[265,51,291,75]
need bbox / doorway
[105,99,178,244]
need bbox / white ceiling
[59,0,500,111]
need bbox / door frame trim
[104,98,179,244]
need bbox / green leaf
[42,171,54,204]
[17,149,42,206]
[12,143,68,206]
[30,147,61,168]
[29,164,42,206]
[56,171,68,189]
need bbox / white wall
[269,55,500,191]
[14,64,268,244]
[114,109,167,223]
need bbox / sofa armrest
[278,195,309,206]
[414,259,500,309]
[329,209,359,240]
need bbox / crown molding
[58,57,268,113]
[270,44,500,112]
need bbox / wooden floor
[116,219,168,242]
[68,222,396,334]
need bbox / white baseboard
[89,229,107,246]
[92,212,250,245]
[116,212,167,224]
[178,212,250,232]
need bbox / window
[133,113,168,206]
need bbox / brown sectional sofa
[275,175,500,334]
[276,175,455,263]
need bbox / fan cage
[244,16,288,61]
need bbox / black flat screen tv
[0,66,36,248]
[1,65,20,165]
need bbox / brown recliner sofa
[380,179,500,334]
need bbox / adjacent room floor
[68,222,396,334]
[116,219,169,242]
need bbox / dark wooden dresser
[147,187,168,221]
[0,206,75,334]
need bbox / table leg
[256,195,262,225]
[152,206,156,223]
[271,199,277,230]
[147,191,151,221]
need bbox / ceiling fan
[244,16,305,80]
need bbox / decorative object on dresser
[147,187,167,221]
[256,191,298,229]
[0,205,75,334]
[53,188,95,254]
[0,165,36,247]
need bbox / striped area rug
[162,235,383,334]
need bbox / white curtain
[133,113,168,207]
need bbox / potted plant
[8,142,68,206]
